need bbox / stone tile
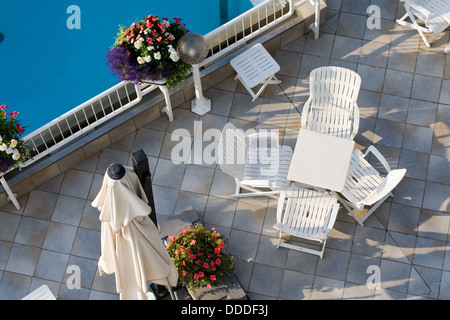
[63,255,98,290]
[357,64,385,92]
[173,190,208,217]
[180,165,215,195]
[5,244,40,276]
[0,272,32,300]
[255,235,288,268]
[378,94,409,122]
[316,248,350,281]
[410,74,442,103]
[331,35,362,63]
[0,211,20,242]
[23,190,58,221]
[427,155,450,184]
[398,149,429,180]
[232,200,267,234]
[80,200,101,231]
[382,69,413,98]
[279,270,314,300]
[439,80,450,105]
[227,229,260,262]
[406,99,437,127]
[418,209,450,241]
[209,169,237,199]
[402,124,433,153]
[346,253,380,285]
[274,49,302,77]
[387,203,420,236]
[423,182,450,213]
[341,0,370,15]
[374,119,405,148]
[440,271,450,299]
[34,250,70,282]
[382,231,416,264]
[336,12,367,39]
[248,264,283,298]
[364,18,395,44]
[392,177,425,208]
[415,50,446,78]
[343,282,376,300]
[204,88,234,117]
[388,35,419,73]
[285,249,318,274]
[42,222,77,254]
[51,195,86,226]
[297,54,330,79]
[59,169,94,199]
[14,216,49,248]
[0,240,12,270]
[408,265,441,298]
[203,196,237,228]
[352,226,386,258]
[152,185,179,216]
[302,32,335,58]
[359,40,390,68]
[71,228,101,260]
[357,90,381,118]
[130,127,166,158]
[311,276,345,299]
[379,259,411,293]
[229,92,262,123]
[152,158,185,189]
[159,131,192,163]
[413,237,447,269]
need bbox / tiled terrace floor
[1,0,450,300]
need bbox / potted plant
[0,105,31,173]
[106,14,192,89]
[166,225,235,294]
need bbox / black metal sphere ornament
[177,33,208,65]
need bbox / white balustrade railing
[200,0,320,67]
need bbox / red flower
[215,258,221,265]
[198,272,205,278]
[203,262,209,268]
[218,242,224,248]
[210,275,216,281]
[194,274,200,280]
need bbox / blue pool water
[0,0,252,132]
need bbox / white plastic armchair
[273,187,340,259]
[301,66,361,140]
[396,0,450,47]
[335,146,406,226]
[218,122,293,199]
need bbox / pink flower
[156,36,162,42]
[210,275,216,281]
[214,247,221,254]
[182,270,187,276]
[190,240,196,245]
[194,273,200,280]
[181,229,187,234]
[215,258,221,265]
[146,38,153,44]
[158,23,166,32]
[189,254,196,260]
[198,272,204,278]
[203,262,209,269]
[207,283,211,288]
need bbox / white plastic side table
[230,43,281,102]
[141,80,174,122]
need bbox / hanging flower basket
[0,105,31,173]
[106,15,192,89]
[166,225,235,294]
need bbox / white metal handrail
[200,0,320,67]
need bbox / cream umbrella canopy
[92,164,178,300]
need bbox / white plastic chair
[218,122,292,199]
[334,146,407,226]
[301,66,361,140]
[396,0,450,47]
[273,187,340,259]
[22,285,57,300]
[230,43,281,102]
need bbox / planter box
[159,206,248,300]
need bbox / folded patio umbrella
[92,165,178,300]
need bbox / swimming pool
[0,0,252,132]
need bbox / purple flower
[0,157,14,173]
[106,46,170,84]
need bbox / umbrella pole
[166,279,178,300]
